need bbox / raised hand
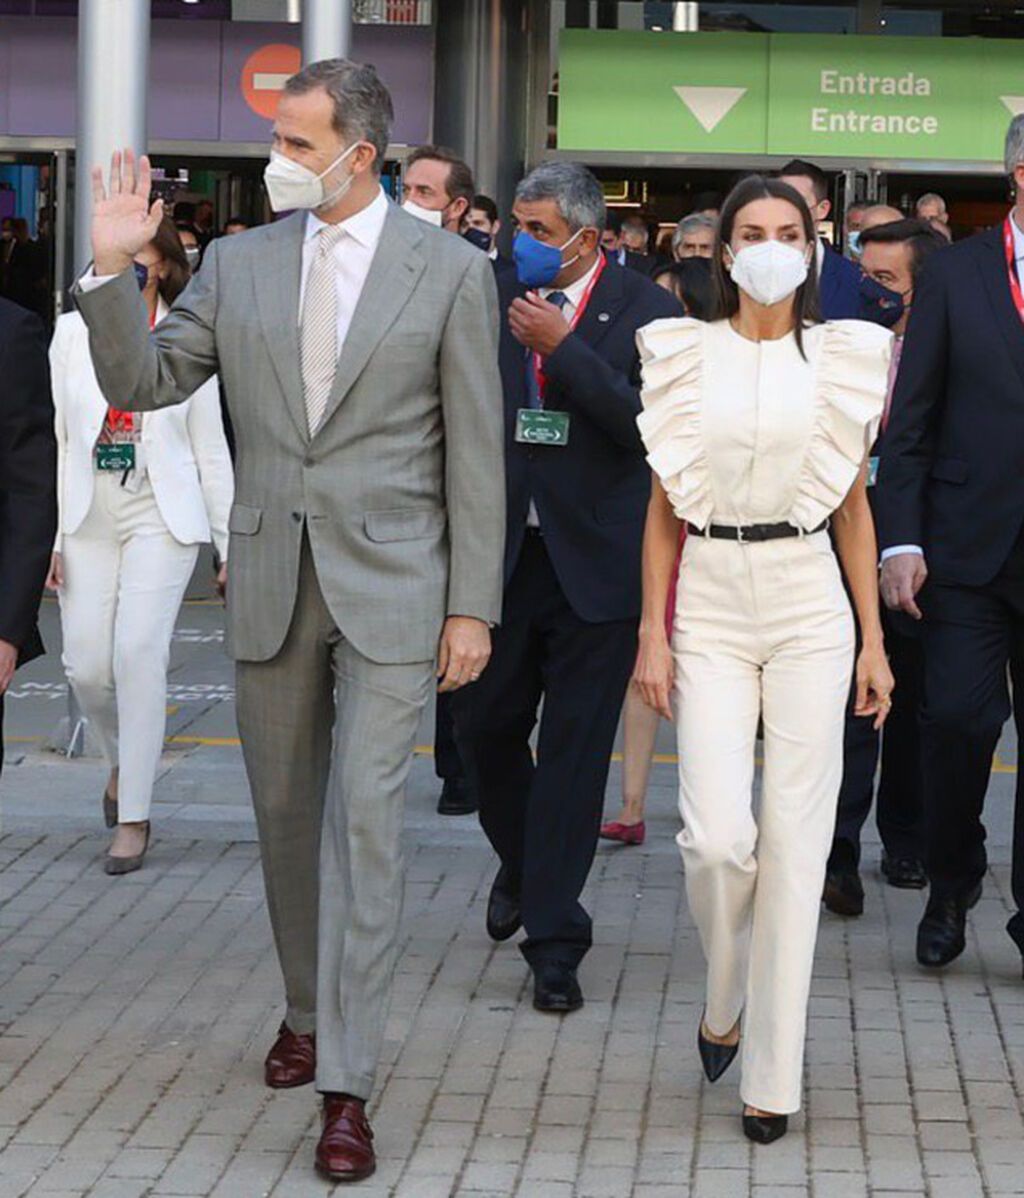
[91,149,164,276]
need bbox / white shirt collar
[541,253,602,309]
[1011,209,1024,264]
[305,186,388,249]
[815,237,826,278]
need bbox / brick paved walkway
[0,599,1022,1197]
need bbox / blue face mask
[462,227,493,254]
[512,228,584,288]
[847,230,863,258]
[859,273,906,328]
[133,261,151,291]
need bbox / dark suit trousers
[831,611,925,867]
[433,693,463,783]
[454,533,637,970]
[918,532,1024,927]
[0,694,5,778]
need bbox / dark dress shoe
[881,852,927,889]
[486,866,521,942]
[104,823,150,876]
[264,1021,316,1088]
[698,1015,739,1082]
[823,867,864,917]
[437,778,477,816]
[533,964,584,1014]
[315,1094,375,1184]
[1007,912,1024,979]
[916,882,982,968]
[743,1111,788,1144]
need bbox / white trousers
[673,531,854,1114]
[59,472,198,823]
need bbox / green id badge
[515,409,570,447]
[867,456,879,488]
[95,443,136,472]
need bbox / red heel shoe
[599,820,646,846]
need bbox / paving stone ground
[0,596,1022,1197]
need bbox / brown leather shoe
[315,1094,376,1184]
[264,1022,316,1089]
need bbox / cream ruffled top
[636,317,892,530]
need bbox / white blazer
[50,306,233,560]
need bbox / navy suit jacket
[877,226,1024,586]
[499,261,683,623]
[0,298,56,666]
[819,241,864,320]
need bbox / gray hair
[1005,114,1024,177]
[915,191,947,213]
[671,213,716,255]
[515,162,606,232]
[284,59,393,175]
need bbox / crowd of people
[0,53,1022,1185]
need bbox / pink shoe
[599,820,646,846]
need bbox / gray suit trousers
[236,535,433,1097]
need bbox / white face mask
[726,240,812,307]
[264,141,360,214]
[401,199,444,227]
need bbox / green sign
[558,29,1024,162]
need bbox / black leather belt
[686,519,829,543]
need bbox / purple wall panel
[5,17,75,136]
[0,18,432,146]
[150,22,223,141]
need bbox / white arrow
[1001,95,1024,117]
[673,85,748,133]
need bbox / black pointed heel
[698,1015,740,1083]
[743,1111,788,1144]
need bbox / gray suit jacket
[74,201,505,665]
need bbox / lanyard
[1003,215,1024,328]
[106,306,158,433]
[532,253,607,403]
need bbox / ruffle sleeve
[635,317,714,528]
[789,320,892,531]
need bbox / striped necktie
[301,223,347,435]
[523,290,568,410]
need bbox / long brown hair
[712,175,821,357]
[149,216,192,306]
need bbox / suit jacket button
[292,511,303,523]
[303,456,313,467]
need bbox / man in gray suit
[77,59,504,1184]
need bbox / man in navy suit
[0,297,57,776]
[778,159,864,319]
[454,163,681,1012]
[878,115,1024,974]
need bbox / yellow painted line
[166,705,180,716]
[6,736,42,743]
[166,735,242,747]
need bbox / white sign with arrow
[673,85,748,133]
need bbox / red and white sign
[241,43,302,119]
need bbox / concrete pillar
[432,0,530,229]
[74,0,150,275]
[303,0,352,64]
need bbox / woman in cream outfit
[633,176,894,1143]
[47,217,232,875]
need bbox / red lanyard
[1004,215,1024,327]
[106,306,157,432]
[532,253,607,402]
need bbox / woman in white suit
[46,218,232,875]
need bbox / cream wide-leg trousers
[673,529,854,1114]
[59,472,199,823]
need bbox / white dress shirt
[301,187,389,353]
[526,256,603,527]
[882,210,1024,563]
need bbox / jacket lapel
[315,203,427,435]
[253,212,308,442]
[976,224,1024,393]
[571,260,625,352]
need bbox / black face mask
[133,261,151,291]
[462,227,492,253]
[859,273,905,328]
